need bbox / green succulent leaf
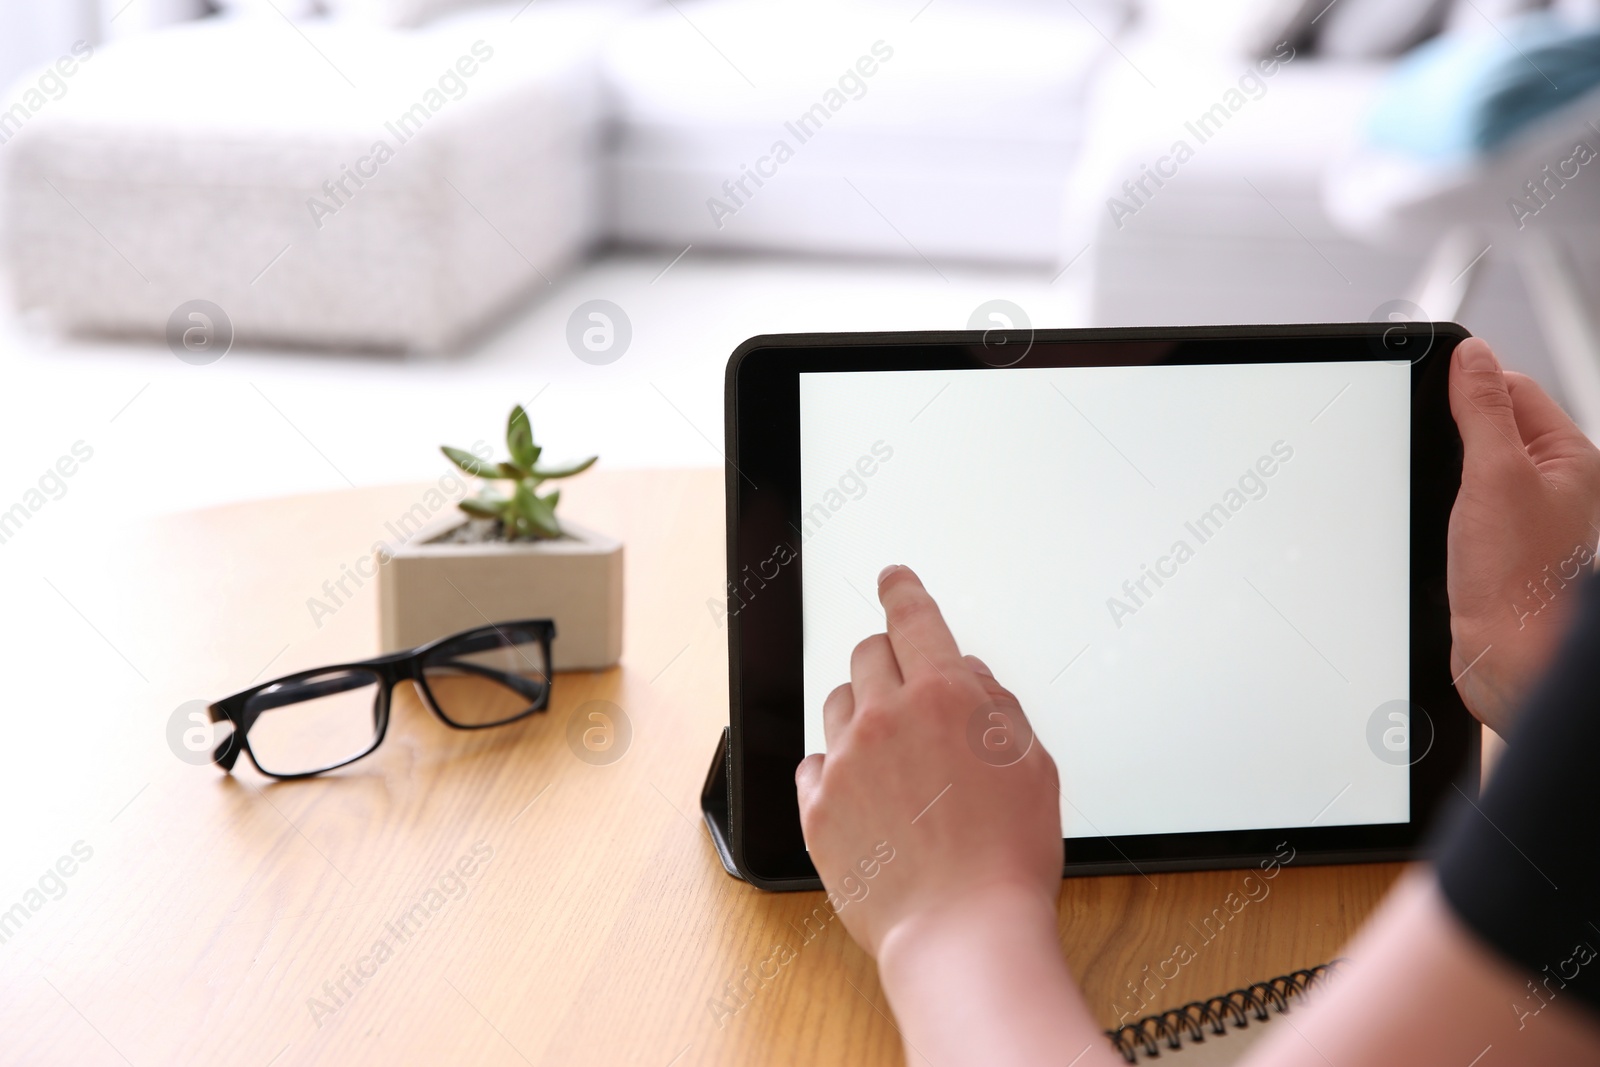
[514,481,561,539]
[498,461,531,480]
[530,455,597,480]
[458,497,502,519]
[441,445,498,479]
[506,406,538,470]
[542,488,560,512]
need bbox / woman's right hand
[1446,337,1600,737]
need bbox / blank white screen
[799,361,1410,839]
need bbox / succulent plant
[441,405,596,540]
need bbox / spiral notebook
[1106,962,1343,1064]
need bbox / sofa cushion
[323,0,499,30]
[211,0,323,20]
[1133,0,1326,56]
[1315,0,1452,57]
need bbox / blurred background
[2,0,1599,531]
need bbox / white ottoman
[602,0,1118,267]
[1,1,629,353]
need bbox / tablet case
[714,324,1477,890]
[701,727,742,880]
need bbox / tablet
[714,323,1479,891]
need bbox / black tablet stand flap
[701,727,743,881]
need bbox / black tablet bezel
[724,323,1479,891]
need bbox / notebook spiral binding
[1107,959,1346,1062]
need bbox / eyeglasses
[207,620,556,779]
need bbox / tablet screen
[799,360,1411,840]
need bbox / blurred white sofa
[2,0,1591,370]
[601,0,1120,266]
[1,0,1132,351]
[1,0,633,352]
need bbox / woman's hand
[1447,338,1600,737]
[795,566,1119,1066]
[794,564,1062,958]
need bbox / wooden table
[0,469,1402,1066]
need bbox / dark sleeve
[1435,573,1600,1019]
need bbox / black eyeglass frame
[208,619,557,780]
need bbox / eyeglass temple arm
[425,657,549,702]
[256,672,378,711]
[443,625,550,655]
[240,664,545,710]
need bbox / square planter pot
[378,514,623,671]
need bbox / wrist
[876,882,1116,1066]
[877,881,1059,981]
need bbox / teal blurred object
[1366,14,1600,162]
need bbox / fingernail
[877,564,900,584]
[1459,339,1499,372]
